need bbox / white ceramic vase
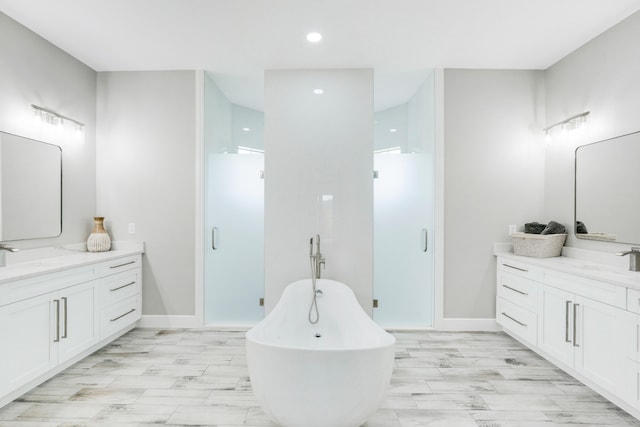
[87,216,111,252]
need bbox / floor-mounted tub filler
[246,279,395,427]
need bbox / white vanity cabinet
[496,254,640,420]
[496,259,540,346]
[98,255,142,340]
[621,291,640,407]
[0,249,142,408]
[0,279,99,396]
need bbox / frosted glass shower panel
[374,153,434,327]
[205,154,264,323]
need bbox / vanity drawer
[628,289,640,314]
[544,271,627,309]
[100,270,140,307]
[2,265,97,307]
[497,271,538,312]
[100,294,140,340]
[497,257,543,281]
[497,297,537,346]
[99,255,141,276]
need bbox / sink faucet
[0,244,19,267]
[617,247,640,272]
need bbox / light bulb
[306,32,322,43]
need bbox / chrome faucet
[617,247,640,272]
[0,244,19,267]
[310,234,325,279]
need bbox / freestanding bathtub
[246,279,395,427]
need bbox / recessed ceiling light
[242,127,251,132]
[389,128,398,133]
[313,89,324,95]
[306,32,322,43]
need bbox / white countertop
[495,244,640,290]
[0,241,144,284]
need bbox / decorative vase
[87,216,111,252]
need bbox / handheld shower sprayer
[308,234,325,324]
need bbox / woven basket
[511,232,567,258]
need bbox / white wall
[264,69,374,314]
[544,9,640,252]
[96,71,196,316]
[444,69,546,318]
[0,11,97,248]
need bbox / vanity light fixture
[306,32,322,43]
[543,111,589,141]
[389,128,398,133]
[32,104,85,142]
[313,88,324,95]
[242,127,251,132]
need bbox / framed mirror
[0,131,62,241]
[575,130,640,244]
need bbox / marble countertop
[0,241,144,284]
[495,246,640,290]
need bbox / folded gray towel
[524,222,546,234]
[541,220,567,235]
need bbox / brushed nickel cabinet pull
[573,303,579,347]
[565,300,572,343]
[212,227,219,250]
[422,229,428,252]
[502,263,528,273]
[110,260,136,269]
[502,284,528,296]
[502,312,527,327]
[53,299,60,342]
[61,297,68,339]
[110,281,136,292]
[110,308,136,322]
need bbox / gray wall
[0,11,97,248]
[96,71,196,316]
[544,10,640,252]
[443,69,546,318]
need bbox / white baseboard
[436,317,500,331]
[138,315,202,329]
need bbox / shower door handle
[212,227,219,250]
[422,228,428,252]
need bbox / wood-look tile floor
[0,328,638,426]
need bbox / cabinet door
[574,295,626,397]
[0,293,56,395]
[57,281,99,364]
[538,284,575,367]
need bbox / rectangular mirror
[0,131,62,241]
[575,130,640,244]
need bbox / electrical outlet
[509,224,517,235]
[128,223,136,234]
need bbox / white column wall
[264,69,374,314]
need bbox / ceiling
[1,0,640,111]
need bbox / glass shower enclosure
[204,73,265,324]
[373,71,435,328]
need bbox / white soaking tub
[246,279,395,427]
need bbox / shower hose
[308,255,320,324]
